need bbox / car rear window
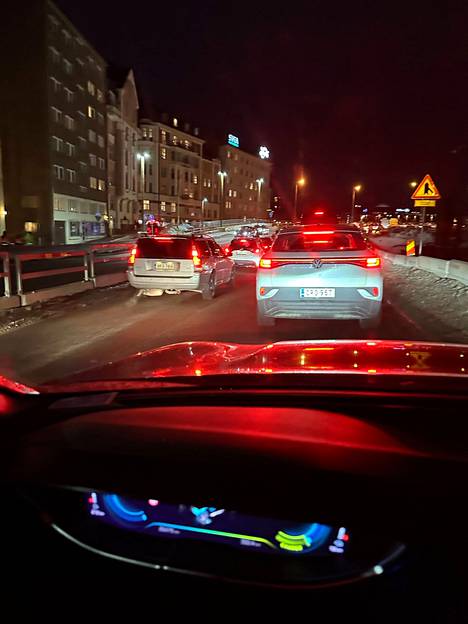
[231,238,261,251]
[272,231,367,252]
[136,237,192,259]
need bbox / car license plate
[300,288,335,298]
[154,261,179,271]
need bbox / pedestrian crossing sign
[411,174,441,200]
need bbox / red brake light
[128,246,137,265]
[366,257,381,268]
[192,246,202,268]
[314,210,325,216]
[224,246,231,256]
[303,230,335,235]
[259,258,272,268]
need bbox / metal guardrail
[0,252,11,297]
[0,242,133,307]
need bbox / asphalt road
[0,268,450,386]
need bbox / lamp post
[256,177,264,217]
[218,171,227,226]
[201,197,208,229]
[137,152,150,221]
[294,177,306,223]
[351,184,362,223]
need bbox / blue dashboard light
[103,494,148,523]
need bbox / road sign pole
[418,206,426,256]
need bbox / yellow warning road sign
[411,174,441,200]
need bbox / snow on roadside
[384,263,468,342]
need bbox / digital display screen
[87,492,350,556]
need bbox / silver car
[256,225,383,328]
[128,235,235,299]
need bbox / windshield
[272,232,367,252]
[1,2,467,388]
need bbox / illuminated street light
[201,197,208,228]
[218,171,228,225]
[136,152,151,195]
[351,184,362,222]
[294,177,306,222]
[410,181,417,188]
[256,177,264,209]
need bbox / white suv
[256,225,383,328]
[128,235,235,299]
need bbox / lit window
[89,176,97,189]
[160,130,166,143]
[173,118,178,127]
[98,179,106,191]
[233,190,237,197]
[89,154,97,166]
[193,175,198,184]
[87,105,96,119]
[161,202,166,212]
[172,135,178,145]
[161,147,167,159]
[143,200,150,211]
[148,128,153,140]
[87,81,95,96]
[227,151,231,158]
[171,202,176,213]
[184,140,190,149]
[207,179,211,188]
[142,128,147,138]
[64,115,74,130]
[69,199,77,212]
[228,189,232,197]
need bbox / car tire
[257,307,275,327]
[202,272,217,300]
[359,310,382,329]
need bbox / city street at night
[1,261,467,386]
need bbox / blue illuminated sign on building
[228,134,239,148]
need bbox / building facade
[218,144,272,220]
[137,117,220,224]
[107,69,140,232]
[0,0,108,244]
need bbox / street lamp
[201,197,208,228]
[137,152,151,219]
[351,184,362,223]
[218,171,227,226]
[256,178,264,214]
[294,177,306,222]
[410,181,417,188]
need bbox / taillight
[224,246,231,256]
[259,258,272,268]
[128,246,137,266]
[366,257,381,268]
[192,246,202,270]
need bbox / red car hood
[43,339,468,388]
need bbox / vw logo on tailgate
[311,259,323,269]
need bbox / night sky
[57,0,468,217]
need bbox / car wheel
[202,273,217,300]
[359,311,382,329]
[257,307,275,327]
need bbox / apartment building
[219,144,272,220]
[0,0,107,244]
[107,68,140,231]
